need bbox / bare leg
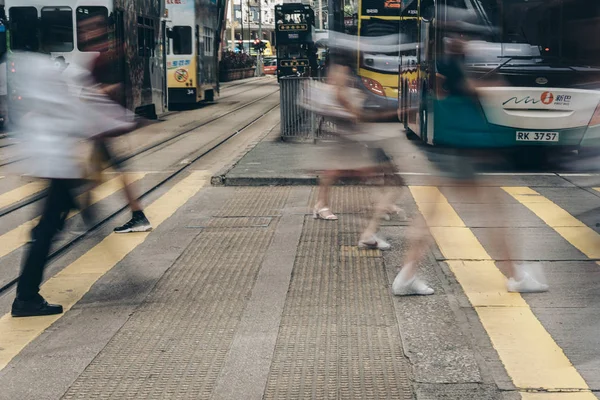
[120,173,142,212]
[314,169,342,220]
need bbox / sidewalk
[0,178,506,399]
[212,122,435,186]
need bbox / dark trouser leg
[16,180,75,301]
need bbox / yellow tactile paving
[409,186,590,392]
[0,171,210,371]
[504,187,600,259]
[0,181,46,210]
[0,173,145,260]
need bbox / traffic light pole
[256,0,263,76]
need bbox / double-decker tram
[6,0,167,118]
[274,3,317,79]
[399,0,600,152]
[165,0,227,105]
[357,0,416,110]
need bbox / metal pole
[230,0,236,50]
[257,0,263,76]
[318,0,323,29]
[241,0,245,49]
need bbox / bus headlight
[361,77,385,97]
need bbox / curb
[218,175,388,187]
[211,121,281,186]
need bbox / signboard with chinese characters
[361,0,417,17]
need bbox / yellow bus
[357,0,417,111]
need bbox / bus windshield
[472,0,600,67]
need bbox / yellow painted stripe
[0,181,47,210]
[0,171,209,371]
[409,186,589,391]
[0,173,146,260]
[504,187,600,259]
[521,392,597,399]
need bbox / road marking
[409,186,590,392]
[397,172,559,177]
[0,181,47,210]
[0,173,146,260]
[0,171,209,371]
[520,393,596,399]
[504,187,600,259]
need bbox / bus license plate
[516,131,559,142]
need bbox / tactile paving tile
[205,216,272,228]
[264,214,413,400]
[309,186,376,214]
[215,187,290,217]
[62,190,278,400]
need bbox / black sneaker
[114,211,152,233]
[12,296,63,317]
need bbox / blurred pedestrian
[11,52,136,317]
[75,14,152,234]
[309,47,405,250]
[392,22,548,295]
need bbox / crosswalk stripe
[520,392,596,399]
[504,187,600,259]
[0,181,47,210]
[0,171,210,371]
[0,173,146,260]
[409,186,591,392]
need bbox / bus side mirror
[166,28,173,39]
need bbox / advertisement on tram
[399,0,600,151]
[165,0,226,105]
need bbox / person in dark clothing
[11,51,137,317]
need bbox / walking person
[11,52,136,317]
[392,14,548,296]
[309,47,405,250]
[75,14,152,234]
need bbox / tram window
[138,16,155,57]
[41,7,74,52]
[76,7,109,52]
[204,27,214,56]
[9,7,39,51]
[172,26,192,55]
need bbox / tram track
[0,77,276,169]
[0,84,280,217]
[0,91,280,296]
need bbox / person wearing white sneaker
[392,263,434,296]
[506,264,549,293]
[358,233,391,251]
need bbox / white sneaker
[392,270,434,296]
[358,234,391,250]
[507,264,549,293]
[383,205,407,221]
[507,273,549,293]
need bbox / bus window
[9,7,39,51]
[41,7,74,52]
[172,26,192,55]
[76,7,109,52]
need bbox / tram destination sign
[361,0,417,17]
